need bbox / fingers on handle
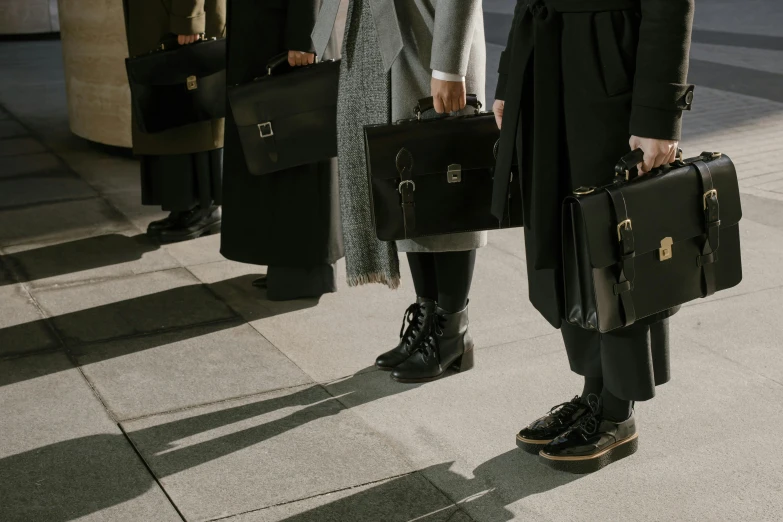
[433,94,445,114]
[495,113,502,130]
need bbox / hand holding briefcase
[563,149,743,333]
[364,96,522,241]
[125,36,226,134]
[228,53,340,176]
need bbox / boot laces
[575,393,602,436]
[548,396,581,424]
[414,313,444,363]
[399,303,426,353]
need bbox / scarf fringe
[347,272,400,290]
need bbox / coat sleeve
[494,1,523,101]
[430,0,482,78]
[630,0,695,140]
[170,0,206,35]
[286,0,319,52]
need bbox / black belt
[491,0,640,270]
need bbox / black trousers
[562,319,671,402]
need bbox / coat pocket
[594,12,632,96]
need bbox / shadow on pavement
[0,234,159,286]
[0,274,318,383]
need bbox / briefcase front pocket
[563,151,743,333]
[365,100,523,242]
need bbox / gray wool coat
[315,0,488,255]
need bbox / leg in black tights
[406,253,437,302]
[434,250,476,313]
[407,250,477,312]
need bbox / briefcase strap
[693,159,721,297]
[396,148,417,239]
[606,185,637,328]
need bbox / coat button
[684,90,694,106]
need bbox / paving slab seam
[681,281,783,312]
[117,380,316,424]
[24,264,189,294]
[0,101,147,235]
[58,315,243,351]
[684,330,783,390]
[202,471,427,522]
[118,423,188,522]
[0,194,98,213]
[0,344,63,362]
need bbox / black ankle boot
[391,304,474,383]
[146,211,183,236]
[158,205,221,244]
[376,298,436,370]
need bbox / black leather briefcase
[563,150,743,333]
[228,54,340,175]
[126,36,226,134]
[364,96,522,241]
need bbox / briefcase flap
[569,154,742,270]
[228,60,340,127]
[126,38,226,86]
[364,114,500,180]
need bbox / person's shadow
[0,233,160,287]
[0,367,579,522]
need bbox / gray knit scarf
[335,0,400,288]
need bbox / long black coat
[493,0,695,328]
[220,0,344,268]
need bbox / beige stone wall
[0,0,59,34]
[57,0,132,147]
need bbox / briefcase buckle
[447,164,462,183]
[616,219,632,242]
[258,122,274,138]
[186,75,198,91]
[659,237,674,261]
[703,189,718,210]
[398,180,416,193]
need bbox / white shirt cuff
[432,70,465,82]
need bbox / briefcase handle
[414,95,482,120]
[266,52,292,76]
[614,148,684,181]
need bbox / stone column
[57,0,132,148]
[0,0,59,34]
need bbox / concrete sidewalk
[2,3,783,521]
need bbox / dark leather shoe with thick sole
[539,395,638,474]
[146,211,183,236]
[516,396,591,454]
[376,298,436,371]
[391,304,474,383]
[158,205,221,244]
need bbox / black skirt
[140,149,223,212]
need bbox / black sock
[407,253,437,302]
[582,376,603,400]
[434,250,476,313]
[601,388,633,422]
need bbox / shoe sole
[157,221,221,244]
[516,434,553,454]
[539,432,639,474]
[390,349,474,383]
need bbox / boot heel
[452,348,474,372]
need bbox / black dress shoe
[146,211,183,236]
[539,394,638,474]
[158,205,221,244]
[376,298,436,371]
[391,304,474,383]
[516,396,591,454]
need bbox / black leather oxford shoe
[376,298,436,370]
[539,395,638,474]
[391,304,474,383]
[516,396,591,454]
[146,211,184,236]
[158,205,221,243]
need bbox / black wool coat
[220,0,344,268]
[493,0,695,328]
